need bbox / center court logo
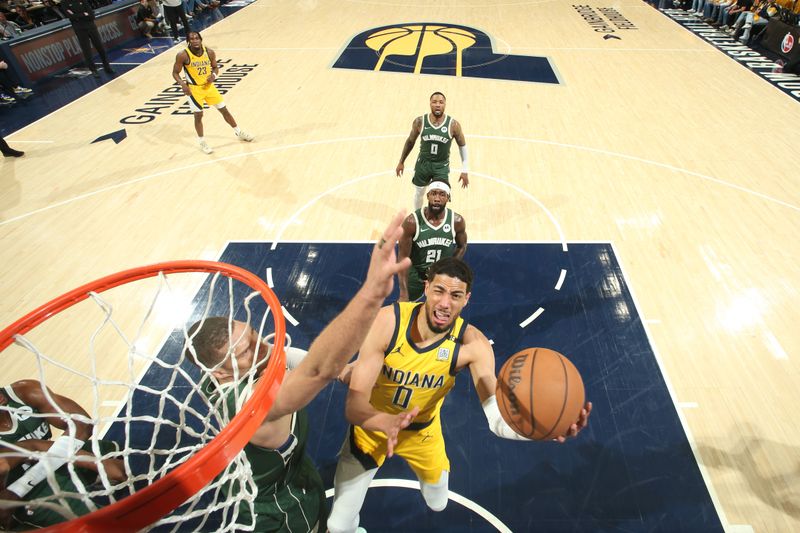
[333,23,560,84]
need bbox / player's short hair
[187,31,203,42]
[184,317,229,368]
[427,257,473,292]
[430,91,446,101]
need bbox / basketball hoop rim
[0,260,286,533]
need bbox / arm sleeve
[482,394,531,441]
[458,144,468,172]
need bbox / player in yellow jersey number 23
[172,31,254,155]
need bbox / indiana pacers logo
[334,22,560,84]
[367,25,476,75]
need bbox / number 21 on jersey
[425,249,442,263]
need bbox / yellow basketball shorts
[187,83,224,113]
[351,417,450,484]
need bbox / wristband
[482,395,529,441]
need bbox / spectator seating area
[0,0,226,32]
[659,0,800,46]
[0,0,231,105]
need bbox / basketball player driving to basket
[328,256,592,533]
[183,211,419,532]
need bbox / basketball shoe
[236,129,254,142]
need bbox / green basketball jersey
[418,114,453,164]
[410,207,457,277]
[202,378,325,532]
[1,386,116,529]
[0,385,52,443]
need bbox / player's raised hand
[385,406,420,458]
[363,211,411,301]
[554,401,592,443]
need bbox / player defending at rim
[397,180,467,302]
[396,92,469,210]
[327,257,592,533]
[184,212,418,532]
[172,31,253,154]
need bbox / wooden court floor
[1,1,799,531]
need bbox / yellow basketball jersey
[371,302,466,425]
[183,46,211,85]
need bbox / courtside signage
[8,9,138,83]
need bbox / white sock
[233,127,241,135]
[413,185,426,210]
[198,137,205,143]
[420,471,449,512]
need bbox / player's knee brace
[420,470,449,512]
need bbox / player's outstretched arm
[463,328,532,441]
[463,333,592,443]
[267,212,411,420]
[463,327,499,404]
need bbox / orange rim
[0,260,286,533]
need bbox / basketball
[496,347,585,440]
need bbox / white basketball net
[0,268,283,531]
